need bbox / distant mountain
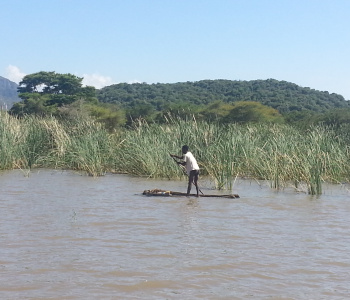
[98,79,350,114]
[0,76,20,109]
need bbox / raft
[143,189,239,198]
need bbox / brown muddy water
[0,169,350,300]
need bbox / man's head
[182,145,189,154]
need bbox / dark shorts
[189,170,199,176]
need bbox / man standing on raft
[170,145,200,197]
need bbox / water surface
[1,169,350,299]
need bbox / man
[170,145,200,197]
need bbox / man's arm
[170,154,186,166]
[170,154,183,160]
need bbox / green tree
[125,103,156,125]
[10,71,97,116]
[17,71,84,95]
[284,110,319,128]
[222,101,284,124]
[199,100,234,121]
[317,108,350,127]
[10,94,54,116]
[86,103,126,131]
[97,79,349,115]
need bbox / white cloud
[82,73,114,89]
[5,65,26,83]
[128,79,142,84]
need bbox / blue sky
[1,0,349,99]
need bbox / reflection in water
[0,169,350,299]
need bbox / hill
[0,76,20,109]
[97,79,349,114]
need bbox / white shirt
[183,151,199,175]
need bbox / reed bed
[0,111,24,169]
[1,113,349,194]
[43,118,117,176]
[116,117,350,194]
[0,114,119,176]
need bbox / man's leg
[187,171,194,195]
[193,171,199,197]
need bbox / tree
[317,108,350,127]
[125,102,156,125]
[10,94,54,116]
[17,71,83,95]
[284,110,318,128]
[222,101,284,124]
[86,103,126,131]
[10,71,97,116]
[199,100,234,121]
[97,79,350,115]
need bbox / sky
[1,0,349,99]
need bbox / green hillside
[98,79,349,114]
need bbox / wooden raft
[143,189,239,198]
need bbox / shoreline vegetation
[1,112,349,195]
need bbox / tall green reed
[0,111,23,169]
[20,116,53,169]
[49,119,116,176]
[1,112,349,194]
[113,118,350,194]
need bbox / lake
[1,169,350,299]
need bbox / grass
[1,112,349,194]
[0,111,23,169]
